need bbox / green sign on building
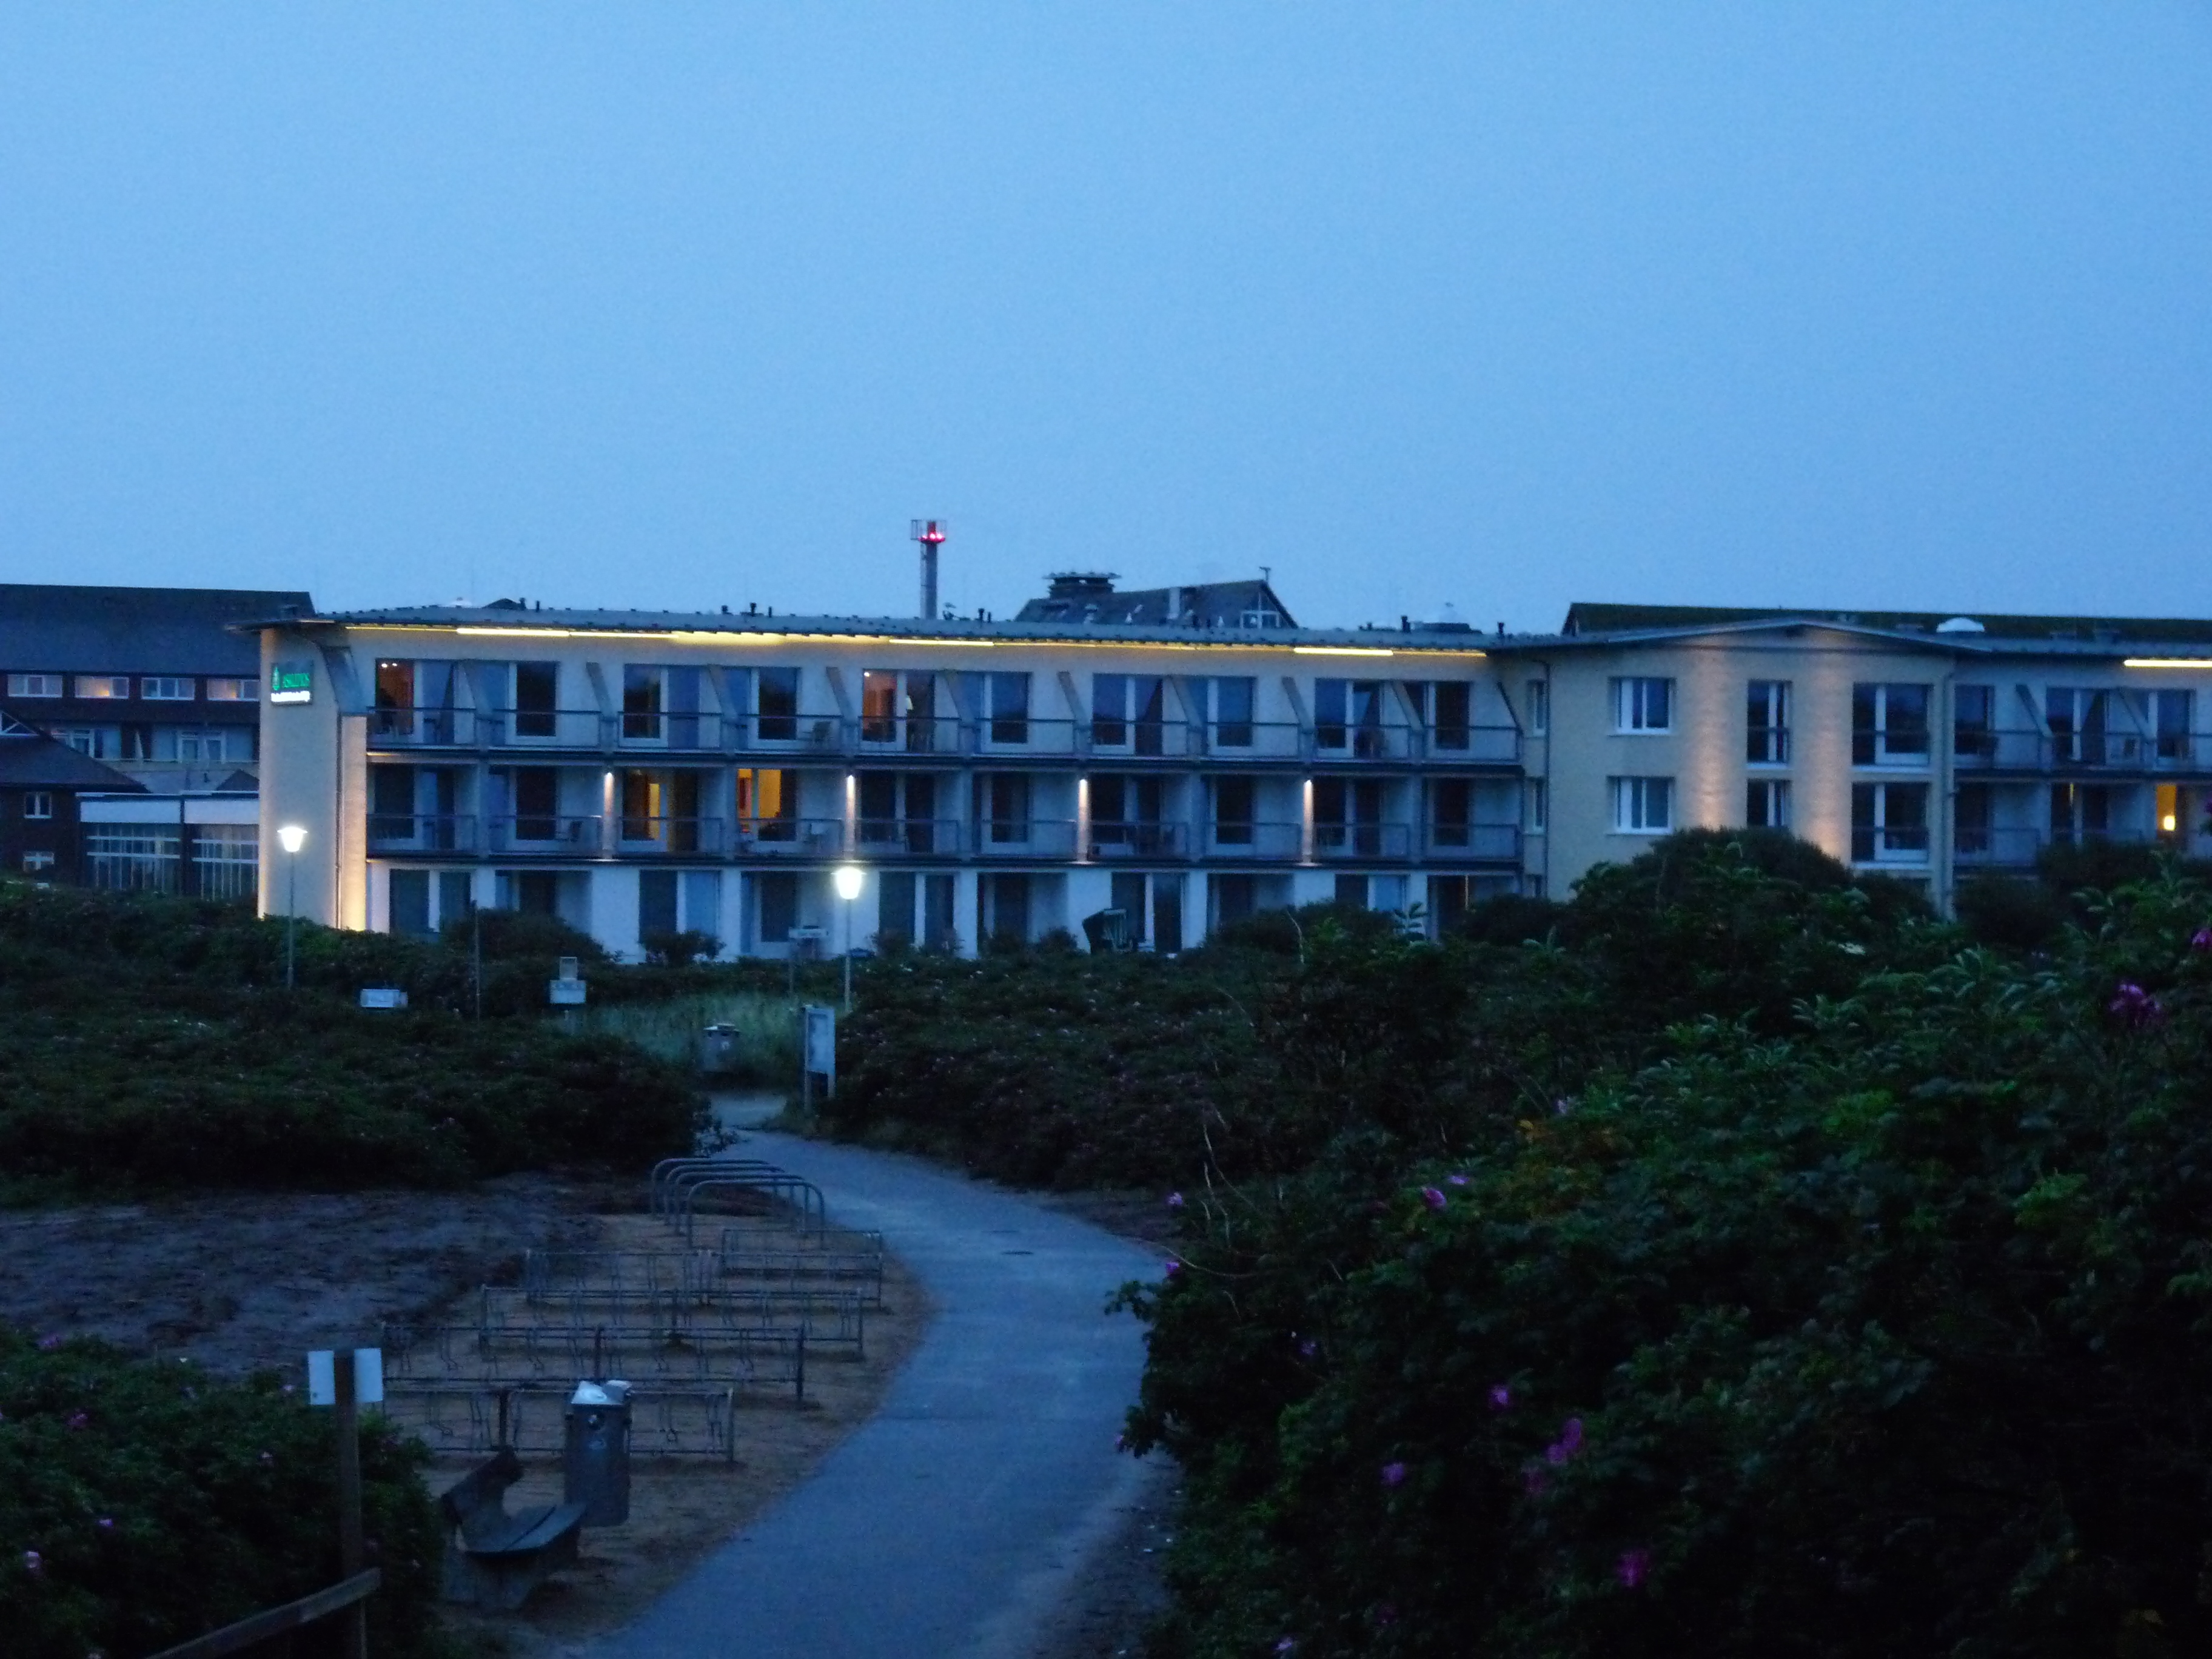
[269,660,314,705]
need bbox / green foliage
[574,990,801,1084]
[1954,873,2071,951]
[1114,846,2212,1656]
[0,1329,442,1659]
[0,881,708,1195]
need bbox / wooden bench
[437,1447,588,1611]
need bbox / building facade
[253,599,1528,953]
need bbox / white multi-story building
[251,589,2212,954]
[252,582,1527,954]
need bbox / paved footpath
[590,1131,1163,1659]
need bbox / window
[860,671,899,744]
[2051,782,2114,845]
[5,674,60,698]
[2158,782,2182,843]
[1091,674,1163,752]
[1314,680,1386,753]
[62,728,118,759]
[1433,682,1472,750]
[1213,776,1255,845]
[389,870,433,937]
[755,871,799,943]
[1612,678,1672,733]
[23,792,52,820]
[1852,683,1931,765]
[21,851,55,873]
[2045,688,2120,767]
[1746,681,1789,765]
[1524,679,1548,736]
[1954,685,1996,762]
[1526,777,1547,834]
[983,773,1030,841]
[75,675,129,700]
[1745,778,1791,829]
[756,668,799,742]
[203,677,257,702]
[512,662,558,739]
[1432,778,1472,847]
[623,667,665,742]
[988,673,1030,745]
[1611,776,1673,833]
[141,677,194,701]
[1212,677,1255,749]
[1851,782,1929,862]
[121,726,153,762]
[2150,688,2193,765]
[638,869,679,939]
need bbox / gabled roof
[1014,578,1298,629]
[0,715,146,791]
[0,584,315,674]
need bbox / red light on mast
[911,519,947,546]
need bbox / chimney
[911,520,947,620]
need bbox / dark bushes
[0,1328,441,1659]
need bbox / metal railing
[615,815,727,855]
[368,812,477,853]
[735,817,846,857]
[1203,821,1305,860]
[969,819,1081,858]
[1851,825,1932,863]
[485,813,603,853]
[1952,826,2045,868]
[1087,820,1188,859]
[854,817,964,857]
[1423,822,1522,862]
[1314,821,1415,860]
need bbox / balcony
[615,711,729,751]
[367,813,476,853]
[970,819,1080,859]
[854,716,964,756]
[1086,820,1188,860]
[854,817,964,857]
[1955,729,2205,774]
[1315,822,1414,861]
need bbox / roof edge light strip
[2123,657,2212,668]
[368,624,1481,657]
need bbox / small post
[333,1351,368,1659]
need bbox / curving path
[591,1130,1162,1659]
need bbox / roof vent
[1047,572,1118,601]
[1935,617,1986,634]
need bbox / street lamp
[833,863,864,1011]
[276,824,307,989]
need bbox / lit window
[1611,678,1673,733]
[24,792,53,820]
[74,676,129,700]
[21,851,54,873]
[203,678,258,702]
[1611,776,1674,833]
[141,677,195,701]
[5,674,61,698]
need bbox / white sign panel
[306,1348,384,1406]
[549,979,588,1006]
[358,988,407,1010]
[803,1004,836,1085]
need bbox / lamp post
[276,824,307,988]
[833,863,864,1011]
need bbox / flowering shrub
[0,1327,441,1659]
[1116,847,2212,1657]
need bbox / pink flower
[1162,1260,1181,1278]
[1380,1461,1407,1487]
[1276,1642,1297,1655]
[2110,981,2165,1028]
[1165,1191,1184,1208]
[36,1334,62,1351]
[1617,1548,1652,1588]
[22,1550,41,1574]
[1421,1187,1447,1211]
[96,1517,113,1532]
[1488,1384,1511,1410]
[66,1412,88,1430]
[2192,927,2212,951]
[1546,1416,1584,1464]
[1296,1335,1318,1359]
[1447,1173,1469,1185]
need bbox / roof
[1014,578,1299,629]
[0,716,146,790]
[1561,602,2212,648]
[247,598,1513,655]
[0,584,315,674]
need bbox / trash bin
[563,1380,631,1524]
[700,1024,737,1074]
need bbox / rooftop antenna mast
[911,519,947,619]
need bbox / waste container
[563,1380,631,1524]
[700,1024,738,1074]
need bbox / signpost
[549,955,586,1028]
[306,1348,382,1659]
[801,1004,835,1113]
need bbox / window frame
[1744,777,1790,829]
[73,675,129,700]
[23,791,53,820]
[5,673,61,699]
[1610,775,1674,834]
[140,676,195,702]
[1746,680,1790,765]
[1852,682,1932,766]
[1610,677,1674,734]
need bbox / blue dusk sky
[1,5,2207,632]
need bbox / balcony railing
[1423,823,1522,862]
[615,816,727,855]
[1315,822,1415,860]
[734,817,846,858]
[1203,822,1305,860]
[854,817,964,857]
[486,814,603,853]
[1953,826,2044,868]
[1087,821,1188,860]
[367,813,476,853]
[1851,825,1931,864]
[970,819,1080,859]
[1956,729,2207,773]
[366,704,1525,763]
